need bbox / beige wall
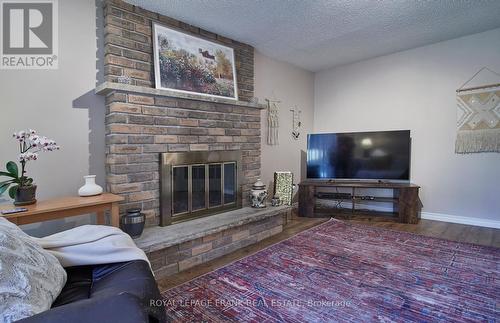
[0,0,101,235]
[314,28,500,225]
[254,51,315,194]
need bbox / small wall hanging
[455,67,500,153]
[266,98,280,145]
[290,106,302,140]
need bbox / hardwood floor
[349,218,500,247]
[157,213,500,292]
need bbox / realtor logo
[1,0,58,69]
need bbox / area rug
[162,219,499,322]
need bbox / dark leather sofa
[19,260,166,323]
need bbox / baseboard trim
[421,212,500,229]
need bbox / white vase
[78,175,103,197]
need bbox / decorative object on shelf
[455,67,500,153]
[0,130,60,206]
[120,208,145,238]
[273,171,293,206]
[152,23,238,100]
[250,179,267,208]
[271,196,281,207]
[290,106,302,140]
[78,175,103,197]
[266,98,280,145]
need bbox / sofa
[18,260,166,323]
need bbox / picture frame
[152,23,238,100]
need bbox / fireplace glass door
[192,165,206,211]
[224,162,236,204]
[161,151,242,226]
[171,162,238,217]
[209,164,222,207]
[172,166,189,214]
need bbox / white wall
[314,28,500,223]
[0,0,103,236]
[254,51,315,195]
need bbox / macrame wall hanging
[455,67,500,153]
[266,98,280,145]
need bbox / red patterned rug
[162,219,499,322]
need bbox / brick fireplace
[95,0,292,277]
[98,0,263,226]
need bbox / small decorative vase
[250,179,267,208]
[121,208,145,238]
[78,175,103,197]
[14,185,37,206]
[271,196,281,207]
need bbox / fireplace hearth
[160,151,242,226]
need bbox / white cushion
[0,217,67,322]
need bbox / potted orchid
[0,129,60,205]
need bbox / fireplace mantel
[95,82,265,109]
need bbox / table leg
[7,217,19,225]
[96,211,106,225]
[110,202,120,227]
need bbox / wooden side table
[0,193,124,227]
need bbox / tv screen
[307,130,410,180]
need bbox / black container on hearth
[120,208,145,238]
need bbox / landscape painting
[153,23,238,100]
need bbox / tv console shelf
[298,180,422,223]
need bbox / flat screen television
[307,130,411,181]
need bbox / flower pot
[14,185,37,206]
[78,175,103,197]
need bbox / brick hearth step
[134,206,292,278]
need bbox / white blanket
[32,225,150,268]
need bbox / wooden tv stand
[298,180,422,224]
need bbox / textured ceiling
[125,0,500,71]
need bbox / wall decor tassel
[266,99,280,145]
[455,67,500,153]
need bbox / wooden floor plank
[440,223,467,243]
[468,226,495,246]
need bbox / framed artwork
[273,171,293,206]
[152,23,238,100]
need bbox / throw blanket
[455,87,500,153]
[32,225,150,268]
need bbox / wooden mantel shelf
[95,82,266,109]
